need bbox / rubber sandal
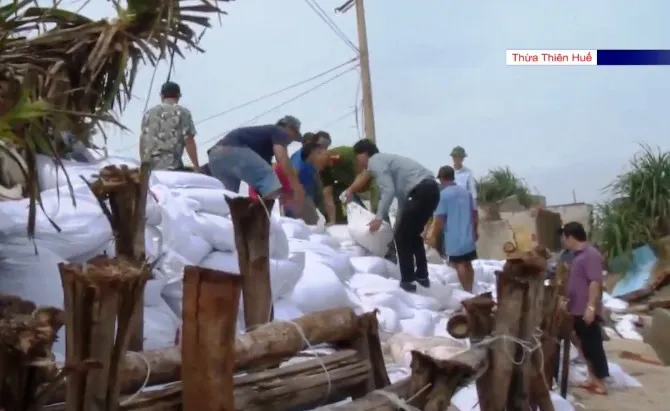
[578,381,596,390]
[583,385,608,396]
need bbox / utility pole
[337,0,377,142]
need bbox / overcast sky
[79,0,670,205]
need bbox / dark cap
[277,115,302,141]
[160,81,181,98]
[437,165,455,180]
[450,146,467,157]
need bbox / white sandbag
[144,226,163,261]
[425,246,443,264]
[145,193,162,226]
[161,280,183,316]
[150,170,224,189]
[36,154,101,191]
[144,279,167,307]
[270,218,290,259]
[417,282,453,310]
[193,213,236,252]
[428,263,458,285]
[327,225,353,244]
[281,219,312,239]
[399,310,437,337]
[308,224,327,235]
[339,243,368,257]
[199,251,240,274]
[95,155,141,168]
[348,273,398,294]
[175,234,212,266]
[403,291,442,311]
[349,256,400,279]
[158,250,196,283]
[359,291,414,319]
[273,299,304,321]
[346,203,393,256]
[291,240,354,281]
[1,213,112,261]
[376,306,400,338]
[445,288,476,310]
[144,300,180,350]
[288,260,354,313]
[308,233,339,248]
[199,251,304,300]
[170,187,232,216]
[0,244,64,308]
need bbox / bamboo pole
[86,163,151,351]
[462,295,495,411]
[227,197,275,330]
[181,266,241,410]
[59,256,151,411]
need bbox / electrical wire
[195,57,358,125]
[113,58,358,154]
[319,109,356,130]
[199,63,359,147]
[303,0,358,53]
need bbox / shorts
[208,145,282,196]
[448,250,478,263]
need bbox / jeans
[208,145,282,197]
[394,179,440,283]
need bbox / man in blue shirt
[207,115,305,206]
[287,140,328,223]
[427,165,478,292]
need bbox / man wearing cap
[140,81,200,171]
[427,165,478,292]
[344,139,439,292]
[207,116,305,204]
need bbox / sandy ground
[573,339,669,411]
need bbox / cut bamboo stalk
[489,261,526,410]
[49,308,364,404]
[59,256,151,411]
[462,295,495,411]
[227,197,275,330]
[0,305,64,411]
[181,266,241,411]
[86,164,151,352]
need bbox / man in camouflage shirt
[140,82,200,171]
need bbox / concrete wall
[545,202,593,232]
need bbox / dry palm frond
[0,0,231,237]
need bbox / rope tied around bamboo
[59,255,153,411]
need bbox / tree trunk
[227,197,275,330]
[311,379,411,411]
[462,295,496,411]
[181,266,241,411]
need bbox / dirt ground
[573,339,669,411]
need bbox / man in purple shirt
[562,221,609,395]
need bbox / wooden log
[227,197,275,330]
[311,379,411,411]
[181,267,241,411]
[48,308,364,404]
[339,311,390,391]
[462,295,495,411]
[59,256,151,411]
[489,261,527,410]
[110,350,369,411]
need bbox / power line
[196,57,357,125]
[303,0,358,53]
[113,58,358,154]
[319,109,357,130]
[200,63,359,147]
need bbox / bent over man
[140,82,200,171]
[345,139,439,292]
[207,115,304,205]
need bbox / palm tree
[0,0,230,236]
[476,166,535,218]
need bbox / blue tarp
[611,244,657,297]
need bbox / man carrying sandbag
[206,115,305,204]
[139,82,200,171]
[342,139,440,292]
[319,144,377,225]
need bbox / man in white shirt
[451,146,478,240]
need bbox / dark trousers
[394,179,440,283]
[573,315,610,379]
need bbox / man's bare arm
[184,135,199,171]
[348,170,372,194]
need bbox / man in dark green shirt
[319,145,378,224]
